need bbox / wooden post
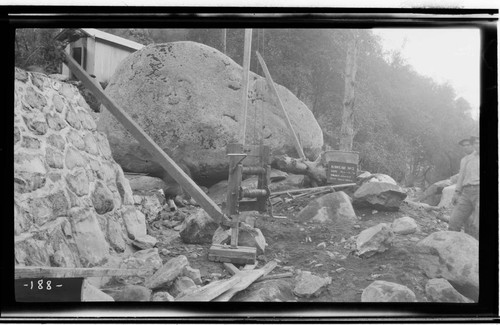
[256,144,270,212]
[239,29,253,145]
[61,51,230,227]
[226,143,244,248]
[256,51,306,160]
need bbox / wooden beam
[61,51,230,227]
[223,263,239,276]
[239,29,253,145]
[175,277,241,301]
[213,260,277,302]
[15,266,150,279]
[256,51,306,160]
[255,272,293,282]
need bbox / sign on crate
[323,150,359,185]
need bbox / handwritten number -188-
[30,279,52,290]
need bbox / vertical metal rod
[239,29,253,145]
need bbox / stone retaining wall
[14,68,146,268]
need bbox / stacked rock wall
[14,68,146,268]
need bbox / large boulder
[116,248,163,286]
[212,225,266,255]
[361,281,417,302]
[297,191,357,227]
[353,182,407,211]
[97,41,323,184]
[416,231,478,300]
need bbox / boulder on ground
[425,278,473,303]
[81,280,114,301]
[391,216,419,235]
[169,276,197,298]
[361,280,416,302]
[233,279,296,302]
[182,265,202,285]
[151,291,175,301]
[416,231,478,301]
[353,182,407,211]
[356,223,394,257]
[132,234,158,250]
[359,173,397,186]
[145,255,189,290]
[104,285,152,301]
[116,248,163,285]
[292,271,331,298]
[297,192,358,227]
[179,208,219,244]
[212,225,266,255]
[97,41,323,184]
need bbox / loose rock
[81,280,114,301]
[293,271,331,298]
[105,285,152,301]
[233,279,296,302]
[145,255,189,290]
[356,223,393,257]
[391,216,418,235]
[151,291,175,301]
[169,276,197,298]
[353,182,407,211]
[361,280,416,302]
[179,209,218,244]
[132,234,158,250]
[425,278,473,303]
[416,231,478,300]
[297,192,358,228]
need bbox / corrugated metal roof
[80,28,145,51]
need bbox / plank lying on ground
[255,272,294,283]
[15,267,150,279]
[270,183,357,197]
[213,260,277,302]
[175,277,242,301]
[223,263,239,276]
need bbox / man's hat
[458,138,471,146]
[470,136,479,143]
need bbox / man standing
[449,136,480,239]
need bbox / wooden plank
[175,277,242,301]
[15,266,149,279]
[239,29,253,145]
[61,51,230,227]
[213,260,277,302]
[223,263,239,276]
[256,51,306,160]
[208,244,256,265]
[255,272,293,282]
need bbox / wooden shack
[56,28,144,84]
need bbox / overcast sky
[372,28,480,119]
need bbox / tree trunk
[339,32,359,152]
[272,155,327,185]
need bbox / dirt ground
[149,191,450,302]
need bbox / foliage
[15,28,65,74]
